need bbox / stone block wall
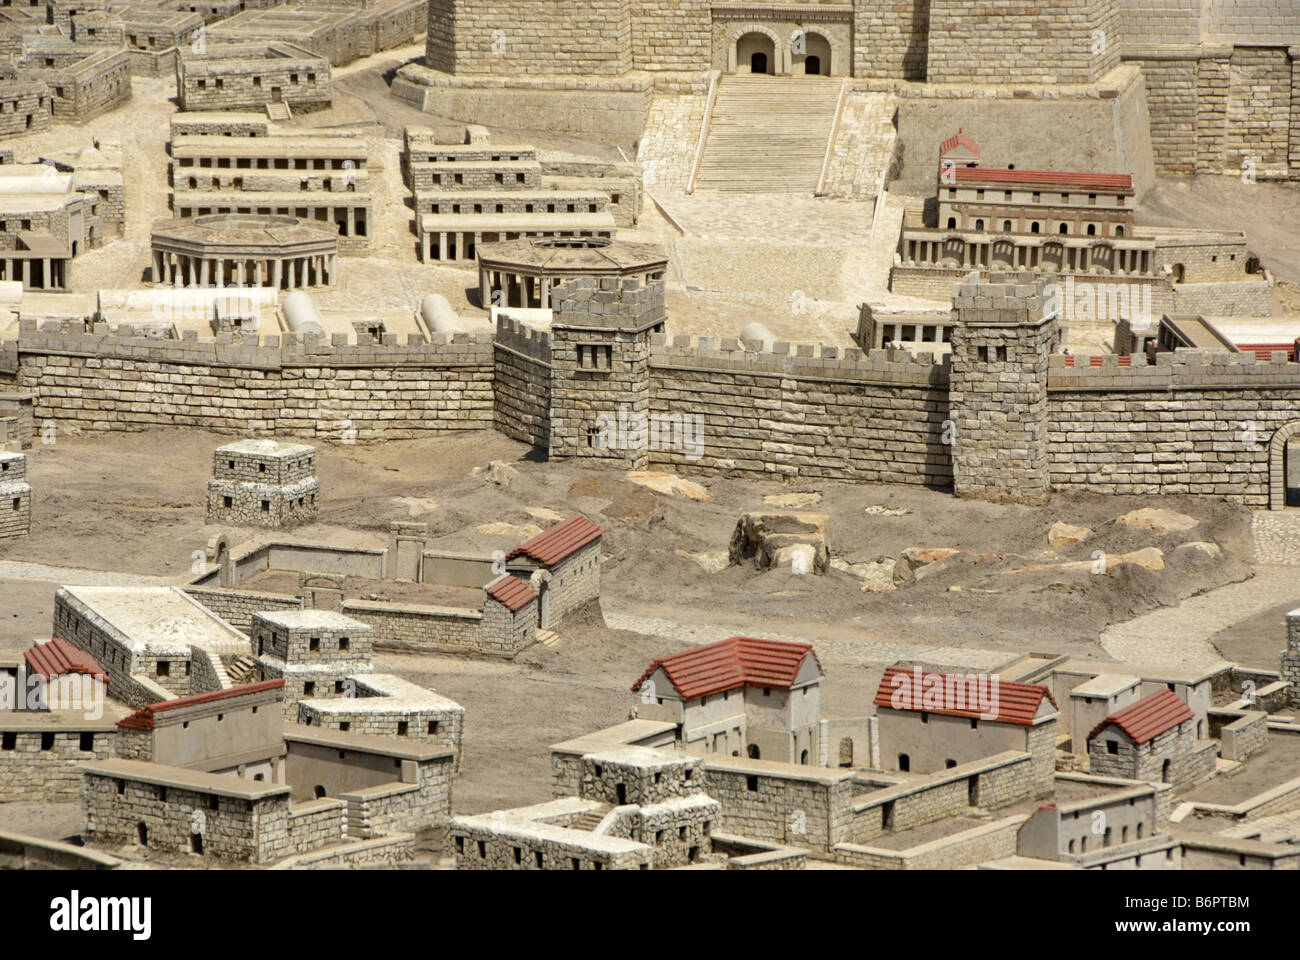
[339,600,486,655]
[1221,711,1268,761]
[286,799,347,854]
[493,316,551,447]
[82,769,293,863]
[538,542,600,629]
[1045,354,1300,505]
[14,325,495,442]
[636,91,708,195]
[853,0,928,79]
[925,0,1119,85]
[701,762,855,856]
[1283,611,1300,707]
[451,821,654,870]
[648,336,951,483]
[628,0,710,72]
[341,752,454,837]
[479,590,537,655]
[426,0,632,76]
[948,275,1057,504]
[182,586,303,633]
[0,451,30,539]
[177,46,331,112]
[0,79,51,138]
[834,816,1022,869]
[0,726,116,801]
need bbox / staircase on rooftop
[693,75,844,195]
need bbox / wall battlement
[1048,349,1300,391]
[650,333,950,385]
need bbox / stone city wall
[1045,351,1300,505]
[648,334,951,484]
[14,324,495,442]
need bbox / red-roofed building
[18,637,108,713]
[482,574,540,653]
[505,514,603,630]
[631,636,824,764]
[115,680,287,778]
[873,665,1059,797]
[1086,689,1216,788]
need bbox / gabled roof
[506,514,603,566]
[630,637,822,701]
[873,666,1057,725]
[24,637,106,682]
[951,167,1133,191]
[117,680,284,730]
[1087,689,1193,745]
[485,574,537,612]
[940,128,980,157]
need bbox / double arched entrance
[729,27,836,76]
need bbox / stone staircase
[570,804,612,832]
[265,102,292,123]
[694,76,843,194]
[226,654,260,686]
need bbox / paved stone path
[0,560,178,587]
[1099,565,1295,668]
[1250,511,1300,565]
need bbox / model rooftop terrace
[172,134,367,160]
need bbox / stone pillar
[948,271,1057,504]
[1284,609,1300,706]
[272,258,282,289]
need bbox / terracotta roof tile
[24,637,106,682]
[117,680,284,730]
[506,514,603,566]
[1087,689,1193,745]
[873,666,1057,725]
[940,129,980,156]
[952,166,1133,191]
[631,637,822,701]
[485,575,537,612]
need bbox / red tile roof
[1063,355,1134,367]
[25,637,106,682]
[873,666,1057,725]
[117,680,284,730]
[952,166,1133,191]
[630,636,822,701]
[1087,689,1193,745]
[940,129,980,156]
[506,514,603,566]
[485,575,537,612]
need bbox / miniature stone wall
[493,315,551,447]
[1283,610,1300,707]
[0,451,31,539]
[0,724,117,801]
[426,0,632,76]
[700,758,857,857]
[14,323,495,441]
[0,79,51,137]
[834,815,1022,869]
[82,762,294,863]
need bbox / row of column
[422,227,615,263]
[176,205,366,238]
[905,238,1153,276]
[151,250,338,289]
[0,257,66,290]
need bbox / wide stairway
[694,75,843,194]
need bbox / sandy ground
[0,427,1268,819]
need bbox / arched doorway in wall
[737,32,776,75]
[1267,420,1300,510]
[747,744,761,759]
[795,31,832,75]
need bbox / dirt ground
[0,426,1266,815]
